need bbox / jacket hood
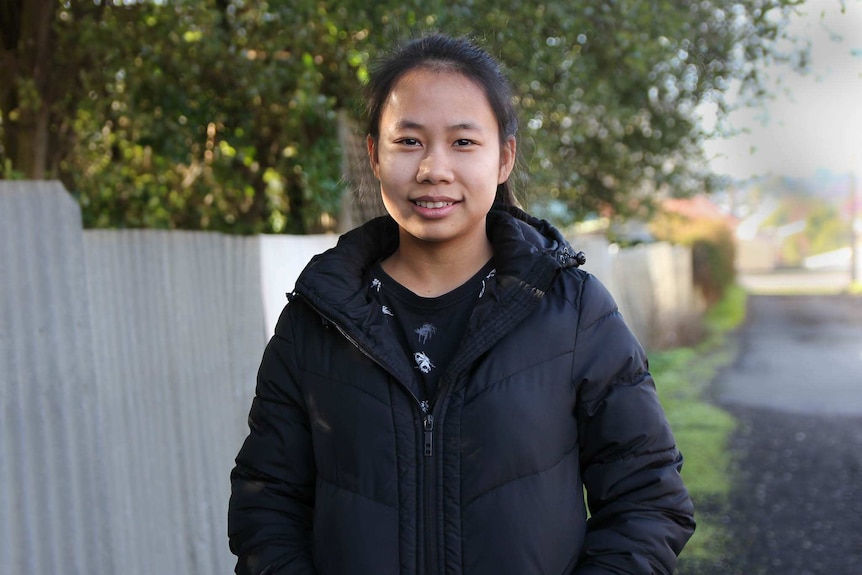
[291,205,586,383]
[486,203,586,271]
[293,204,585,312]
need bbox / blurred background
[3,0,861,281]
[2,1,861,574]
[0,0,857,231]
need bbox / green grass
[649,284,748,569]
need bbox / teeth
[415,200,453,209]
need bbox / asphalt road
[710,292,862,575]
[714,293,862,415]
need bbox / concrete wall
[1,182,695,574]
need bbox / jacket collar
[291,206,584,385]
[295,205,581,308]
[294,205,583,312]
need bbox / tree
[1,0,810,233]
[61,1,372,233]
[1,0,62,179]
[428,0,808,223]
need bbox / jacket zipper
[420,399,436,575]
[423,412,434,456]
[421,376,455,575]
[297,293,441,575]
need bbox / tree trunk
[14,105,50,179]
[0,0,54,179]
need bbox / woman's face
[368,68,515,252]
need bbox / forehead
[381,69,497,129]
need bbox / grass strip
[650,285,747,571]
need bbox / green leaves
[0,0,805,233]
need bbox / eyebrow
[394,120,482,132]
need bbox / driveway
[710,291,862,574]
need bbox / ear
[497,137,516,184]
[367,135,381,180]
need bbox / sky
[703,0,862,181]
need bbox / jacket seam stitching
[589,445,678,467]
[316,475,399,510]
[574,274,620,334]
[297,365,393,409]
[461,441,578,508]
[461,349,574,403]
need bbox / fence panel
[1,181,114,575]
[82,229,266,575]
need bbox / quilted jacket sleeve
[228,304,318,575]
[572,274,696,574]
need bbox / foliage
[651,209,737,304]
[68,0,371,233]
[1,0,808,233]
[703,280,748,333]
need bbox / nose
[416,150,454,184]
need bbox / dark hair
[365,34,519,206]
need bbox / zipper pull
[423,414,434,457]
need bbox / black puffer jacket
[229,205,695,575]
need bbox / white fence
[0,182,699,574]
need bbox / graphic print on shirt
[367,260,492,389]
[414,351,435,374]
[479,268,496,299]
[414,323,436,344]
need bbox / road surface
[710,292,862,574]
[715,294,862,414]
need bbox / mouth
[413,200,455,209]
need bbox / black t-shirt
[368,260,496,402]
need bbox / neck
[382,227,493,298]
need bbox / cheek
[378,157,416,186]
[470,157,505,189]
[376,168,407,204]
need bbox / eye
[454,139,475,147]
[396,138,421,147]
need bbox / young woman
[229,34,695,575]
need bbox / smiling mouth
[413,200,454,209]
